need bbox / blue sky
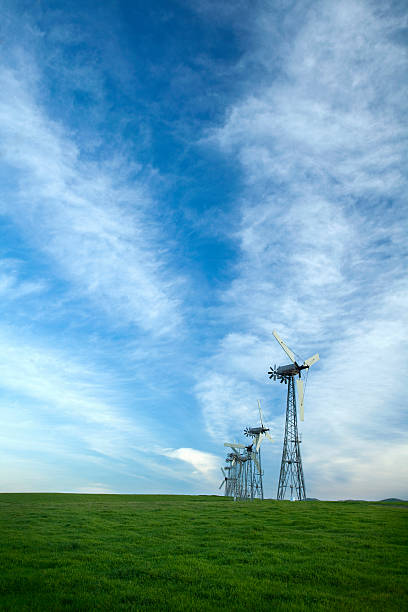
[0,0,407,499]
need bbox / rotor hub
[268,366,289,383]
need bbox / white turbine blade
[304,353,319,367]
[265,431,274,442]
[273,330,296,363]
[256,434,263,452]
[253,456,261,473]
[296,378,304,421]
[257,399,264,426]
[224,443,246,449]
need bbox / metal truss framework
[277,376,306,500]
[238,448,263,501]
[224,445,264,501]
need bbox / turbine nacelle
[244,426,270,437]
[277,363,307,376]
[227,452,247,463]
[268,361,314,381]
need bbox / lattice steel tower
[277,376,306,500]
[268,330,320,501]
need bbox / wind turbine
[223,444,246,500]
[268,330,319,500]
[268,330,319,421]
[244,399,274,450]
[219,467,231,496]
[243,400,274,500]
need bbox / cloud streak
[0,325,203,492]
[0,62,183,336]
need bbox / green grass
[0,494,407,611]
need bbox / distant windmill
[268,330,319,501]
[223,443,247,500]
[243,400,274,500]
[219,467,232,496]
[222,401,274,501]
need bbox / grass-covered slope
[0,494,407,611]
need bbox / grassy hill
[0,493,407,610]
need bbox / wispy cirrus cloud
[194,332,280,440]
[0,61,183,336]
[0,258,46,300]
[0,325,197,491]
[0,325,135,431]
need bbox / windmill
[243,400,274,500]
[223,443,247,500]
[268,330,319,501]
[221,403,273,501]
[219,467,232,496]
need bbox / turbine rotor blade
[304,353,320,367]
[224,443,246,449]
[257,399,264,427]
[219,480,225,489]
[265,431,274,442]
[221,467,226,477]
[296,378,305,421]
[256,435,262,452]
[273,329,296,363]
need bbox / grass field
[0,494,407,611]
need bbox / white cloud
[0,328,126,427]
[0,259,46,300]
[161,447,220,478]
[0,325,193,491]
[195,332,281,439]
[0,63,183,336]
[0,325,153,477]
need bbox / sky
[0,0,407,500]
